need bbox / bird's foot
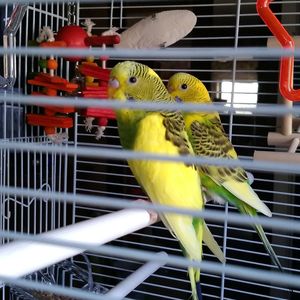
[135,199,159,224]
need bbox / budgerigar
[167,72,283,271]
[108,61,225,300]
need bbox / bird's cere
[109,78,120,89]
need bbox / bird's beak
[175,96,183,103]
[108,77,127,101]
[108,77,121,99]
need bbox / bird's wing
[188,114,271,217]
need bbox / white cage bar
[0,1,300,300]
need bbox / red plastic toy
[55,23,119,139]
[27,23,119,142]
[78,58,116,139]
[56,24,120,62]
[27,35,78,143]
[78,63,110,82]
[257,0,300,101]
[69,21,119,139]
[27,70,77,139]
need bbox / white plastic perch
[0,207,158,279]
[106,251,167,298]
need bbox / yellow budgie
[167,72,283,271]
[108,61,225,300]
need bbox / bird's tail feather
[255,224,283,272]
[256,225,297,295]
[196,282,203,300]
[188,267,202,300]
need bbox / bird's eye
[129,76,137,84]
[181,83,187,90]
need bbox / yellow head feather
[108,60,168,102]
[167,72,211,104]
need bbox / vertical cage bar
[0,147,3,246]
[220,1,242,299]
[109,0,115,29]
[72,114,78,226]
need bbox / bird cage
[0,1,299,300]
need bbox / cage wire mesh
[0,0,300,300]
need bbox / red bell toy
[56,24,120,62]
